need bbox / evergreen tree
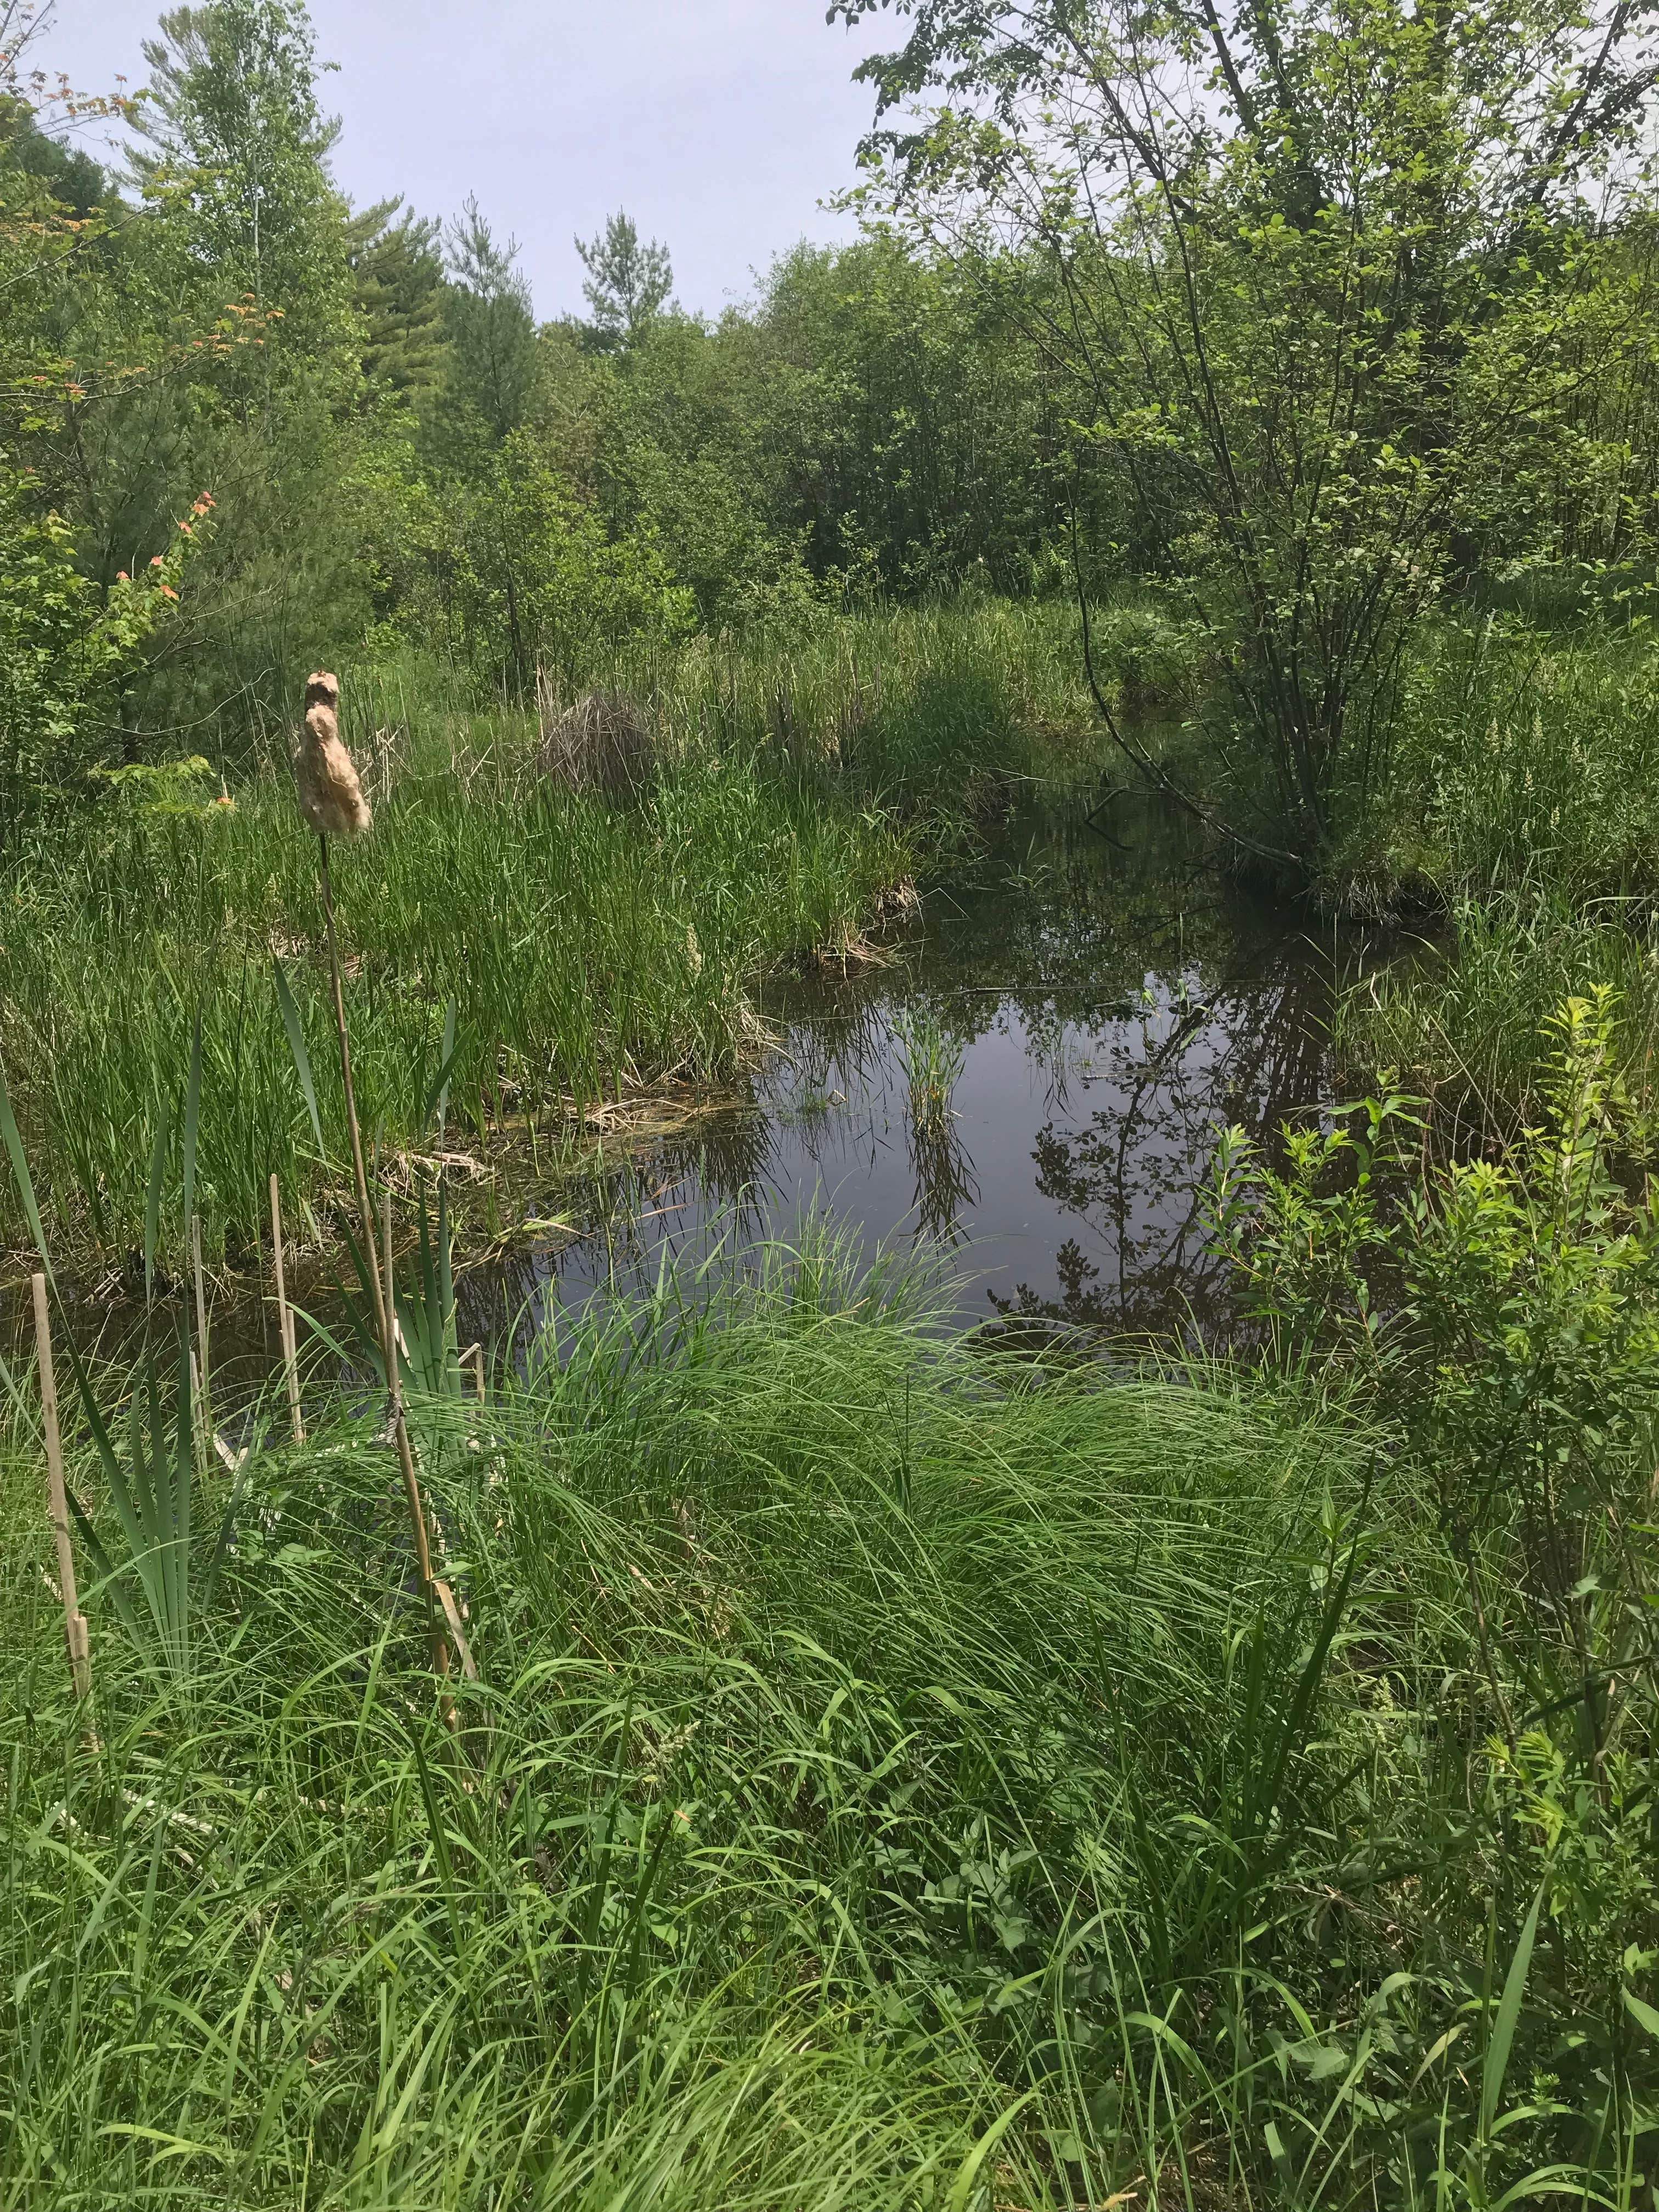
[575,209,672,353]
[127,0,348,349]
[438,195,537,449]
[0,93,105,215]
[347,195,447,399]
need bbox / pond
[459,787,1363,1356]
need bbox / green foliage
[128,0,350,351]
[0,606,1077,1266]
[838,0,1659,862]
[435,196,537,456]
[0,467,193,823]
[0,89,105,214]
[1396,617,1659,896]
[1210,990,1659,2176]
[347,195,448,402]
[0,2,377,749]
[575,206,673,353]
[1338,887,1659,1142]
[3,1238,1654,2203]
[1329,618,1659,1133]
[443,428,695,695]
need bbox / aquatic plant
[893,1002,967,1130]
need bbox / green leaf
[144,1093,173,1307]
[180,1005,202,1236]
[423,1001,460,1143]
[1264,2119,1295,2196]
[946,2090,1036,2212]
[67,1487,144,1646]
[1482,1883,1545,2141]
[1622,1987,1659,2037]
[272,956,325,1155]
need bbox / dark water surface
[460,791,1360,1355]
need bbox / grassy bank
[4,1239,1653,2208]
[0,601,1098,1278]
[1323,613,1659,1137]
[1390,616,1659,898]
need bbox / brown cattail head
[295,668,371,839]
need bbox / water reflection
[464,791,1365,1352]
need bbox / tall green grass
[1335,616,1659,1132]
[1339,887,1659,1139]
[534,595,1101,791]
[3,1239,1650,2207]
[1386,616,1659,897]
[0,602,1103,1272]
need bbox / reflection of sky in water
[461,795,1369,1351]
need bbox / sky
[26,0,899,319]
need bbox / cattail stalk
[190,1214,211,1459]
[32,1274,93,1709]
[316,832,453,1701]
[269,1174,303,1442]
[296,669,453,1706]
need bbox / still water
[460,789,1356,1355]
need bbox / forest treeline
[0,0,1072,812]
[8,0,1659,878]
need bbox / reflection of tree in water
[988,942,1338,1344]
[455,788,1373,1359]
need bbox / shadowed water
[460,789,1358,1353]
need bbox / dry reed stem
[269,1175,303,1443]
[315,832,453,1706]
[190,1216,211,1457]
[460,1341,486,1404]
[32,1274,93,1712]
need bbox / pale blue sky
[29,1,896,317]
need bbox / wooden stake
[32,1274,92,1707]
[382,1186,400,1361]
[269,1174,304,1442]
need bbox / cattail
[295,668,454,1712]
[295,670,371,839]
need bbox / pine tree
[347,195,447,399]
[575,210,672,353]
[438,195,537,448]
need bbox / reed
[1338,886,1659,1139]
[893,1001,968,1128]
[1328,614,1659,1143]
[1327,611,1659,906]
[29,1271,91,1709]
[302,677,453,1697]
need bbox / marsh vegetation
[3,0,1659,2204]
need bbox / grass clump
[1338,887,1659,1143]
[1397,618,1659,898]
[1329,615,1659,1131]
[4,1228,1655,2206]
